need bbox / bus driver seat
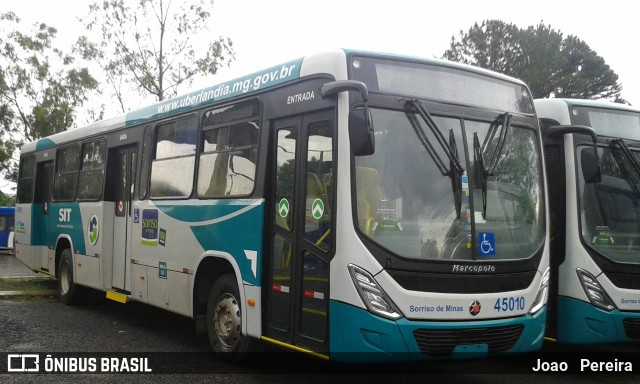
[356,167,385,235]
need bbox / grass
[0,276,58,292]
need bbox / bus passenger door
[109,146,137,292]
[34,161,53,271]
[265,110,335,356]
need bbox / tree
[444,20,522,75]
[443,20,623,101]
[0,190,15,206]
[0,12,99,184]
[77,0,235,112]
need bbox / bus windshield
[578,144,640,264]
[354,107,544,262]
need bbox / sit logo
[59,208,72,222]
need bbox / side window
[274,128,296,231]
[77,139,106,201]
[304,120,333,251]
[150,116,198,198]
[17,155,36,203]
[197,100,260,198]
[138,125,152,200]
[53,145,79,201]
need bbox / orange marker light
[247,299,256,307]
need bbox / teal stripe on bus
[31,202,86,255]
[156,200,265,287]
[125,58,303,127]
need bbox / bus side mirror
[321,80,375,156]
[349,108,375,156]
[581,147,602,184]
[545,124,601,183]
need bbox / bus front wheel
[206,274,256,363]
[57,248,78,305]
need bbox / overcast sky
[2,0,639,192]
[212,0,640,108]
[7,0,640,105]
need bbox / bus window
[53,145,80,201]
[304,120,333,252]
[197,121,259,197]
[17,155,36,203]
[197,100,260,198]
[138,125,152,200]
[78,139,106,201]
[579,146,640,263]
[274,128,296,231]
[150,116,198,198]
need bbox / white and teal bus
[15,49,549,363]
[536,98,640,344]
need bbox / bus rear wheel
[206,274,256,363]
[58,248,78,305]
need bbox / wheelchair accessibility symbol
[478,232,496,256]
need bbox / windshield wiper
[473,112,512,219]
[405,99,465,217]
[449,130,463,218]
[406,99,465,175]
[609,138,640,198]
[483,112,512,176]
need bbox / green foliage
[0,190,16,206]
[0,12,99,184]
[77,0,235,109]
[443,20,623,101]
[0,277,58,294]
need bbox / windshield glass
[578,145,640,263]
[354,108,544,261]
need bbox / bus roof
[22,49,530,154]
[535,98,640,114]
[345,49,528,87]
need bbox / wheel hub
[213,293,241,349]
[60,261,70,294]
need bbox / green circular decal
[312,199,324,220]
[88,214,99,246]
[278,198,290,218]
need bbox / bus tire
[57,248,78,305]
[206,274,256,363]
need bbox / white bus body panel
[14,204,34,269]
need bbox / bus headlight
[529,267,550,314]
[576,268,615,312]
[348,264,402,320]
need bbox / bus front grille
[388,270,536,293]
[605,272,640,290]
[623,318,640,339]
[413,324,524,356]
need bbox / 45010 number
[494,296,525,312]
